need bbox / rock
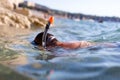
[0,0,13,10]
[10,0,24,7]
[0,0,24,10]
[0,0,47,29]
[0,7,46,29]
[29,16,46,27]
[0,7,31,29]
[14,8,32,16]
[30,18,45,27]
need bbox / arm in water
[55,41,119,49]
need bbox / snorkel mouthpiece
[42,16,54,49]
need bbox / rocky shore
[0,0,47,65]
[19,1,120,22]
[0,7,46,29]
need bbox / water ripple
[13,18,120,80]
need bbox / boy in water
[34,32,118,49]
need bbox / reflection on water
[11,18,120,80]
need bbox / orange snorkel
[42,16,54,49]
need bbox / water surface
[12,18,120,80]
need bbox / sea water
[14,18,120,80]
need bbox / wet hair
[34,32,58,47]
